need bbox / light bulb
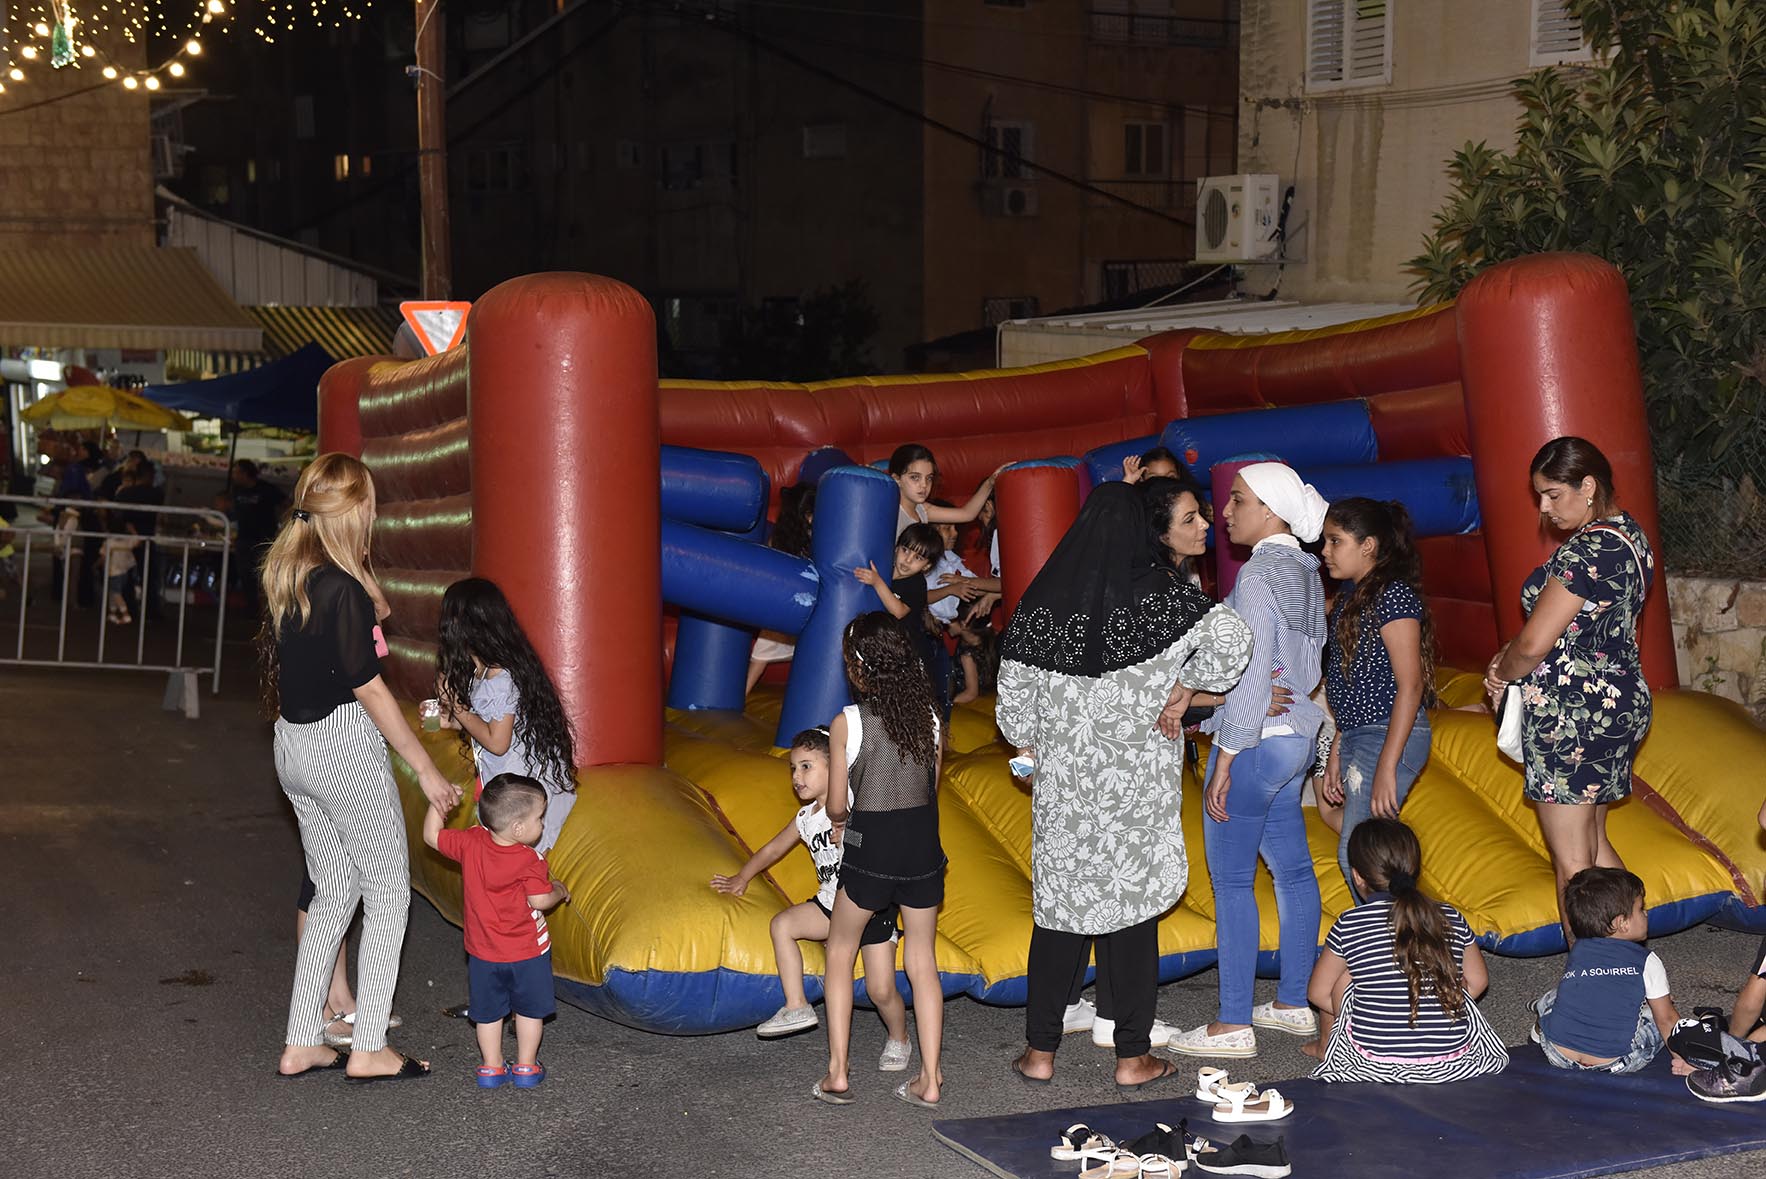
[144,75,161,90]
[186,39,203,55]
[8,68,23,81]
[19,46,37,60]
[33,22,49,37]
[208,0,225,11]
[102,65,118,78]
[0,82,6,94]
[122,75,139,89]
[81,45,97,58]
[168,62,185,77]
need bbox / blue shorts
[468,952,557,1022]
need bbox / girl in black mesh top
[815,612,946,1110]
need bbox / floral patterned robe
[995,604,1252,935]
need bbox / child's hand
[853,561,882,588]
[1321,747,1344,806]
[551,877,572,904]
[709,873,747,896]
[1122,455,1144,483]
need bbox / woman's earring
[1586,497,1593,506]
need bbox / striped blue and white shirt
[1327,895,1478,1057]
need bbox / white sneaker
[1249,1002,1317,1037]
[1090,1016,1178,1049]
[756,1004,818,1038]
[878,1038,912,1072]
[1063,997,1097,1034]
[1165,1023,1257,1058]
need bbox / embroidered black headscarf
[1000,480,1216,677]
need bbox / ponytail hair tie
[1388,869,1417,894]
[291,508,312,522]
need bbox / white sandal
[1212,1085,1293,1123]
[1138,1153,1188,1178]
[1051,1124,1117,1162]
[1079,1149,1145,1179]
[1193,1066,1258,1104]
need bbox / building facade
[1234,0,1593,301]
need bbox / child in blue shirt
[1534,867,1679,1073]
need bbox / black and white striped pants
[274,702,410,1052]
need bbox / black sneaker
[1687,1053,1766,1104]
[1190,1133,1291,1178]
[1667,1009,1729,1070]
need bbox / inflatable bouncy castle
[319,253,1766,1033]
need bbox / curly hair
[438,577,578,793]
[1348,819,1468,1025]
[842,612,938,769]
[1327,498,1437,708]
[769,483,816,559]
[1140,474,1211,580]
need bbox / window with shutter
[1529,0,1595,66]
[1305,0,1391,93]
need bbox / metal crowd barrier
[0,494,233,716]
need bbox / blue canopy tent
[141,342,332,432]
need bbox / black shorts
[840,868,944,914]
[815,897,899,948]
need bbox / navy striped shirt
[1326,895,1476,1057]
[1202,538,1326,752]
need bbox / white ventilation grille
[1306,0,1391,92]
[1531,0,1595,66]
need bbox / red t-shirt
[435,826,554,963]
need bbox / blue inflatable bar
[1163,402,1378,485]
[1081,434,1161,487]
[1296,457,1481,537]
[776,466,899,745]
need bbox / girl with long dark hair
[1306,819,1507,1083]
[437,577,578,853]
[1318,497,1436,900]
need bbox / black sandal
[345,1052,431,1084]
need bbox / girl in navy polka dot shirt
[1318,498,1437,902]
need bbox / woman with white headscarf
[1169,462,1330,1060]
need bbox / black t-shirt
[113,483,164,537]
[276,566,383,723]
[233,481,287,549]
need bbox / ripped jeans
[1335,711,1431,901]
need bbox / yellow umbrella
[19,385,194,432]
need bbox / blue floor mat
[932,1047,1766,1179]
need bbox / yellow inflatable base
[392,675,1765,1034]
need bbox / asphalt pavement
[4,662,1762,1178]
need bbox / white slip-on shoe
[757,1004,819,1038]
[878,1038,912,1072]
[1091,1016,1178,1048]
[1063,997,1097,1034]
[1249,1001,1316,1037]
[1166,1023,1257,1059]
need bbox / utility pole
[414,0,452,299]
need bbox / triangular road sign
[400,301,473,355]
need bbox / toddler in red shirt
[424,772,570,1089]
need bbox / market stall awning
[0,246,262,352]
[141,342,331,431]
[251,303,400,361]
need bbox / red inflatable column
[1457,252,1675,689]
[317,356,373,458]
[470,273,662,766]
[997,459,1086,623]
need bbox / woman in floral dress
[996,481,1252,1091]
[1484,437,1654,943]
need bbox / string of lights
[0,0,372,97]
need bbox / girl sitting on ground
[889,443,1007,539]
[816,613,947,1109]
[1317,498,1436,902]
[1305,818,1508,1083]
[710,728,910,1068]
[437,577,578,854]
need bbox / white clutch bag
[1496,682,1523,762]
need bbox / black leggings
[1026,917,1159,1058]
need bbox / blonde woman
[260,454,461,1081]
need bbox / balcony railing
[1089,178,1197,211]
[1088,9,1235,49]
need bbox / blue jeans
[1203,734,1323,1025]
[1534,987,1662,1074]
[1336,711,1432,901]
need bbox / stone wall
[1670,574,1766,719]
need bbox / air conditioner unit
[981,181,1039,218]
[1195,173,1281,263]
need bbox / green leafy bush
[1410,0,1766,576]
